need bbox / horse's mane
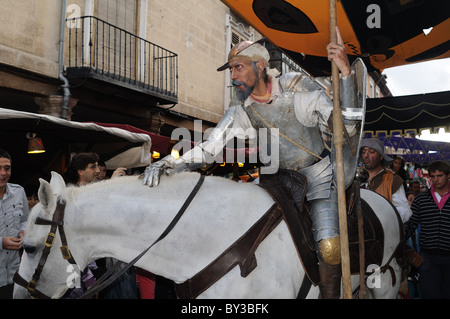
[62,174,143,204]
[34,172,253,221]
[62,171,212,204]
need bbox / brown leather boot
[319,261,342,299]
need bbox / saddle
[345,182,384,274]
[260,170,384,283]
[259,169,320,285]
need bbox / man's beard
[232,80,255,102]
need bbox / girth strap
[175,203,283,299]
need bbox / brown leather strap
[35,202,77,265]
[375,170,394,201]
[175,204,283,299]
[14,201,72,299]
[13,271,51,299]
[259,170,320,285]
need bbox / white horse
[13,171,402,299]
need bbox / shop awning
[377,135,450,165]
[364,90,450,136]
[0,108,170,186]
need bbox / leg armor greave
[310,186,341,265]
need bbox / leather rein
[14,201,77,299]
[14,174,205,299]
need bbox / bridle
[14,174,205,299]
[14,200,79,299]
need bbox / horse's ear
[38,178,56,217]
[50,171,66,196]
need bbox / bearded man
[142,27,365,298]
[359,138,411,223]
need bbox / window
[95,0,138,79]
[97,0,137,33]
[231,30,246,47]
[375,86,381,97]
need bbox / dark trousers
[0,284,14,299]
[419,251,450,299]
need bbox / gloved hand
[141,155,188,187]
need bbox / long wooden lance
[329,0,352,299]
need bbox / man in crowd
[409,180,421,196]
[66,152,127,186]
[66,152,101,186]
[97,160,108,181]
[359,138,412,223]
[404,160,450,298]
[64,152,128,298]
[359,138,420,297]
[0,149,29,298]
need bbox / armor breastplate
[244,92,324,170]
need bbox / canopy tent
[90,122,171,168]
[396,152,450,166]
[0,107,171,187]
[220,0,450,76]
[364,90,450,136]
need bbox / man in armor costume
[360,138,412,223]
[142,28,365,298]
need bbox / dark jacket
[404,189,450,253]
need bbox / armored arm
[331,58,367,189]
[189,106,236,163]
[340,58,366,125]
[142,107,236,187]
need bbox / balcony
[65,16,178,105]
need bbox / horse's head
[14,172,76,299]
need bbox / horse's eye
[24,245,36,254]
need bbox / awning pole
[329,0,352,299]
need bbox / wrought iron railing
[65,16,178,103]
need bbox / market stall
[0,107,171,188]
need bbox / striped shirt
[404,189,450,253]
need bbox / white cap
[217,39,270,71]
